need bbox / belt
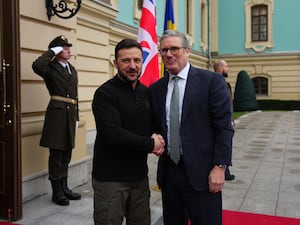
[50,95,77,104]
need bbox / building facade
[215,0,300,100]
[0,0,299,220]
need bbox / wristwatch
[217,164,227,169]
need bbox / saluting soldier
[32,35,81,206]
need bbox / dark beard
[223,73,228,78]
[117,70,140,84]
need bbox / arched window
[252,77,268,96]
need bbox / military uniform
[32,35,81,205]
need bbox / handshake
[151,133,165,157]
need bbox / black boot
[50,179,69,206]
[60,177,81,200]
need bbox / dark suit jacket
[32,50,78,150]
[150,65,234,191]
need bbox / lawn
[233,111,247,120]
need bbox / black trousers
[48,148,72,180]
[225,166,231,178]
[161,157,222,225]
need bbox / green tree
[233,70,258,111]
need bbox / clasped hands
[151,133,165,156]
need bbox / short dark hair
[115,39,143,60]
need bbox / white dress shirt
[166,63,190,153]
[58,61,71,74]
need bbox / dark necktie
[65,64,71,75]
[169,76,180,164]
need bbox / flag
[162,0,176,77]
[164,0,176,31]
[137,0,159,87]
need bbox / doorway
[0,0,22,221]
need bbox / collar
[113,74,141,90]
[58,60,68,68]
[168,63,190,81]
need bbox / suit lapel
[160,76,169,136]
[181,67,200,123]
[67,64,77,83]
[153,75,169,136]
[54,60,70,78]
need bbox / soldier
[32,35,81,205]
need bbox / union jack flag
[137,0,159,87]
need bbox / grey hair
[160,30,190,49]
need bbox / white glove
[50,46,63,55]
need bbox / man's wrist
[215,164,227,170]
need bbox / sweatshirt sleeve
[92,86,154,153]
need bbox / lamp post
[45,0,81,21]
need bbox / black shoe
[63,188,81,200]
[50,179,69,206]
[225,174,235,181]
[60,177,81,200]
[52,193,69,206]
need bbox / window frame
[200,1,208,51]
[252,76,269,96]
[134,0,143,22]
[251,5,268,42]
[245,0,274,52]
[185,0,195,47]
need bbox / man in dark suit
[150,30,234,225]
[32,35,81,206]
[214,59,235,181]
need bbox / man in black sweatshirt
[92,38,165,225]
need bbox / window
[186,0,191,34]
[134,0,143,22]
[184,0,194,47]
[137,0,143,10]
[186,0,194,36]
[252,77,268,96]
[251,5,268,41]
[245,0,274,52]
[200,1,208,51]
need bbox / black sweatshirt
[92,75,154,182]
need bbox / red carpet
[188,210,300,225]
[0,222,21,225]
[223,210,300,225]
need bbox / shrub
[233,70,258,111]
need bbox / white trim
[245,0,274,52]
